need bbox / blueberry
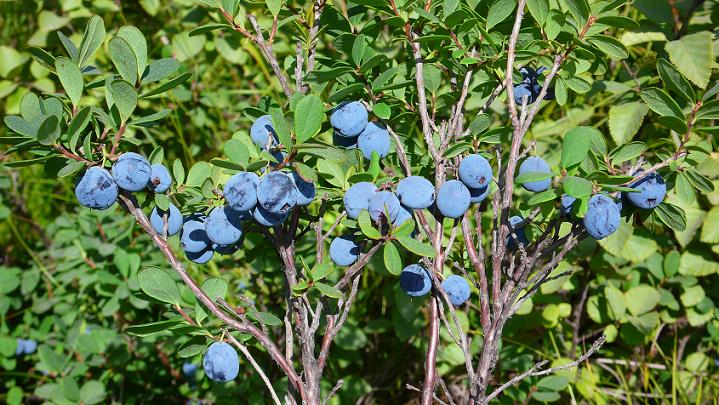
[519,156,552,192]
[441,275,471,305]
[15,339,25,356]
[150,202,182,236]
[253,205,288,227]
[583,194,621,240]
[560,195,576,217]
[112,152,152,191]
[368,191,401,222]
[148,164,172,193]
[469,185,491,203]
[330,101,368,137]
[186,248,214,264]
[23,339,37,355]
[507,215,529,248]
[203,342,239,383]
[393,205,413,226]
[180,216,211,253]
[357,122,391,159]
[399,264,432,297]
[75,166,118,210]
[205,206,244,245]
[213,243,239,255]
[333,131,358,148]
[329,235,360,266]
[183,362,198,378]
[257,171,297,214]
[627,173,666,209]
[519,66,537,83]
[344,182,377,219]
[459,154,493,190]
[224,172,260,212]
[436,180,471,218]
[513,83,534,105]
[287,171,316,206]
[250,115,279,150]
[396,176,435,209]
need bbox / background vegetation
[1,0,719,404]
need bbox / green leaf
[173,159,186,184]
[67,107,91,145]
[140,72,192,98]
[269,108,292,149]
[486,0,516,30]
[78,15,106,67]
[154,193,170,211]
[266,0,282,16]
[109,80,137,123]
[28,47,56,71]
[38,345,64,372]
[57,31,79,62]
[352,34,367,66]
[118,26,148,79]
[315,282,342,299]
[4,116,38,137]
[655,202,686,231]
[587,35,628,59]
[423,64,441,94]
[562,0,589,27]
[130,109,171,127]
[224,138,249,165]
[545,10,565,41]
[358,210,382,239]
[595,16,639,30]
[526,0,549,25]
[36,115,60,145]
[563,176,592,198]
[55,56,83,106]
[664,31,713,88]
[700,207,719,243]
[528,188,559,205]
[142,58,180,83]
[397,235,435,258]
[561,126,594,169]
[605,285,626,320]
[310,263,334,281]
[609,141,647,164]
[679,251,719,277]
[258,311,283,326]
[178,336,207,358]
[608,102,649,145]
[293,161,318,183]
[515,171,556,184]
[185,161,211,186]
[657,59,695,103]
[640,88,684,119]
[625,285,661,315]
[137,267,182,306]
[383,242,402,275]
[125,319,184,337]
[109,36,139,85]
[443,0,459,17]
[372,103,391,120]
[294,94,324,143]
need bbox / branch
[333,242,382,290]
[420,295,440,405]
[227,334,283,405]
[484,335,606,402]
[322,379,344,405]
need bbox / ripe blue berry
[344,182,377,219]
[396,176,435,209]
[329,235,360,266]
[183,362,198,378]
[436,180,471,218]
[400,264,432,297]
[441,275,471,305]
[513,83,534,105]
[112,152,152,191]
[357,122,391,159]
[519,156,552,192]
[458,154,492,190]
[560,195,576,217]
[330,101,368,137]
[288,171,316,206]
[253,205,288,227]
[148,164,172,193]
[75,167,118,210]
[180,216,211,253]
[224,172,260,212]
[368,191,400,222]
[203,342,239,383]
[205,206,245,245]
[250,115,279,149]
[186,248,214,264]
[394,205,414,227]
[333,131,358,148]
[150,202,182,236]
[469,185,491,203]
[627,173,666,209]
[583,194,621,240]
[257,171,297,214]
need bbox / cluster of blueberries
[74,117,316,264]
[517,155,667,240]
[512,67,555,105]
[15,338,37,356]
[330,101,392,159]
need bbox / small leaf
[486,0,516,30]
[294,94,324,144]
[36,115,60,145]
[57,31,79,62]
[293,161,318,183]
[315,282,342,299]
[78,15,106,67]
[655,202,686,231]
[358,210,382,239]
[109,80,137,123]
[4,116,38,137]
[109,36,139,85]
[526,0,549,25]
[657,59,695,103]
[561,126,595,169]
[383,242,402,275]
[55,56,84,106]
[587,35,628,59]
[640,87,684,119]
[310,263,334,281]
[125,319,183,337]
[140,72,192,98]
[664,31,713,88]
[515,171,556,184]
[269,108,292,149]
[625,285,661,316]
[609,141,647,164]
[142,58,180,83]
[563,176,593,198]
[372,103,391,120]
[67,107,92,144]
[352,34,367,66]
[137,267,182,306]
[155,193,170,211]
[224,138,249,165]
[173,159,185,184]
[118,26,148,79]
[608,102,649,145]
[397,235,435,258]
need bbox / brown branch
[227,333,283,405]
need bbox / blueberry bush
[2,0,719,404]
